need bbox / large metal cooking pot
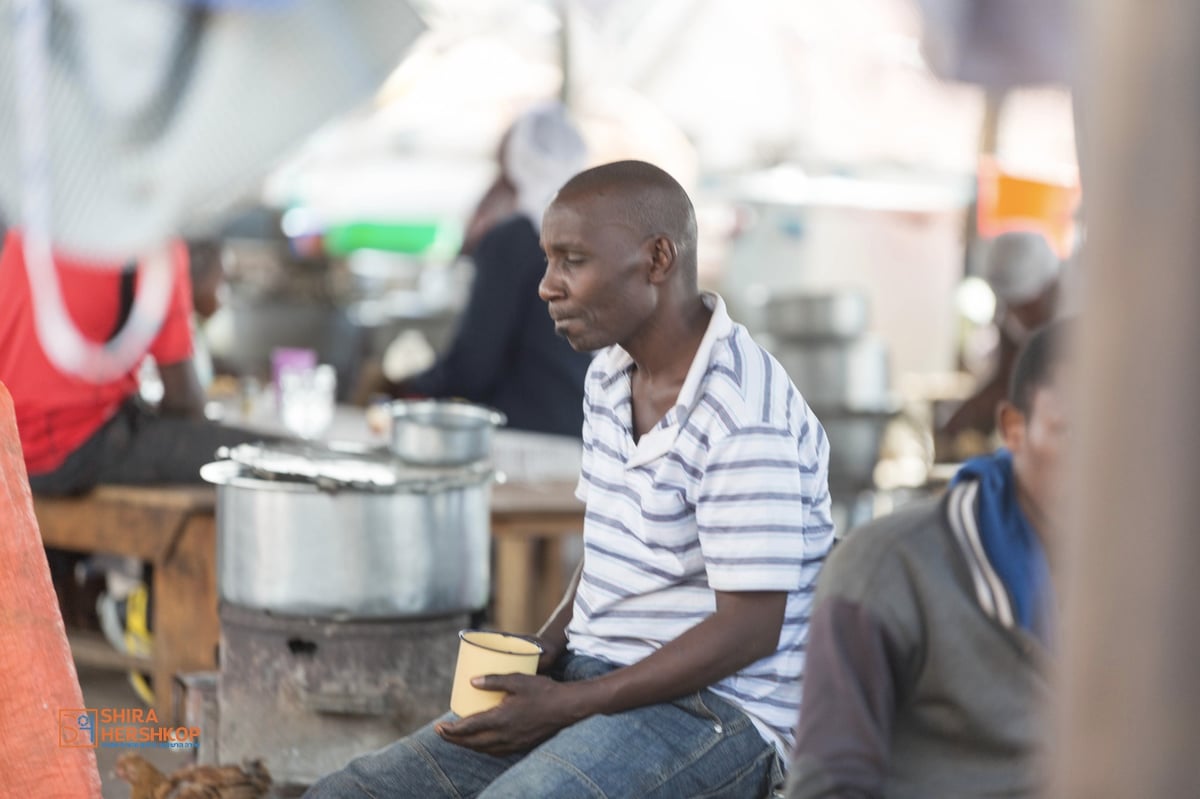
[763,290,870,341]
[390,400,506,465]
[201,443,493,618]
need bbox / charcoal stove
[214,603,466,792]
[191,442,494,792]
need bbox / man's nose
[538,265,563,303]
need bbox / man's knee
[302,729,467,799]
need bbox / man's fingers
[472,673,523,692]
[437,709,498,738]
[436,722,511,754]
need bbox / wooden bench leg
[493,533,535,634]
[535,537,568,631]
[152,513,219,722]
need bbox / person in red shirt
[0,229,264,494]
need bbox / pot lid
[208,441,492,493]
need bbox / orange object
[976,155,1082,258]
[0,382,102,798]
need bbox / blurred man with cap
[367,101,594,438]
[940,231,1063,449]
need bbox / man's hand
[350,361,391,407]
[435,673,588,756]
[436,590,786,757]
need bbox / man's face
[1006,283,1059,334]
[538,194,655,352]
[1003,370,1069,530]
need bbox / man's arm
[940,331,1021,440]
[149,241,203,419]
[157,359,206,419]
[437,589,787,755]
[784,597,901,799]
[577,588,787,709]
[534,560,582,673]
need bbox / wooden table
[33,485,219,722]
[30,424,584,716]
[490,480,585,634]
[32,477,584,706]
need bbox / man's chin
[554,320,608,352]
[560,332,589,352]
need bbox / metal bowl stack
[761,290,898,491]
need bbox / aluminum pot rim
[390,399,507,429]
[199,459,496,493]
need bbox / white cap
[982,231,1062,304]
[503,102,588,230]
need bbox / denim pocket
[672,691,729,735]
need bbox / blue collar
[952,451,1055,647]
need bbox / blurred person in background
[788,321,1070,798]
[939,231,1063,454]
[0,229,264,495]
[363,102,594,438]
[457,127,518,259]
[185,237,228,391]
[0,228,270,644]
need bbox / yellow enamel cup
[449,630,543,717]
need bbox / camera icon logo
[58,709,98,748]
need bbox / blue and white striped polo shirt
[566,292,834,754]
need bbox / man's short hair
[1008,320,1069,415]
[555,160,698,276]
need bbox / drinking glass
[278,363,336,440]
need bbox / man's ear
[997,401,1026,453]
[646,235,677,284]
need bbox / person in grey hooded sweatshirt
[788,320,1070,798]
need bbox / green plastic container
[324,221,456,256]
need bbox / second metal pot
[763,290,870,341]
[390,400,507,465]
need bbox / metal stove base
[212,603,467,790]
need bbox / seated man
[305,161,835,798]
[0,229,264,495]
[787,321,1069,798]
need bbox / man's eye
[564,255,585,266]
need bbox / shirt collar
[672,292,732,415]
[599,292,731,382]
[609,292,731,467]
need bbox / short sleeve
[147,240,195,366]
[696,428,821,591]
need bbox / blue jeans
[303,654,784,798]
